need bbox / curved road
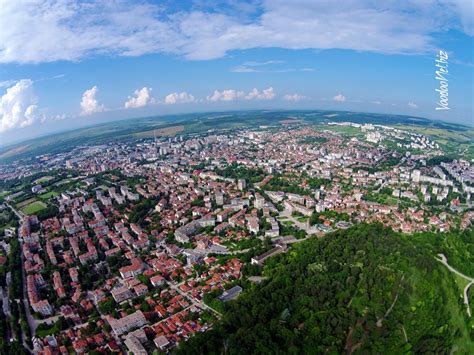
[435,254,474,317]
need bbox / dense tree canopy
[215,163,266,184]
[177,224,473,354]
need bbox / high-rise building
[215,191,224,205]
[255,193,265,209]
[412,169,421,183]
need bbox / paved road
[464,281,474,317]
[166,280,222,317]
[201,247,251,255]
[279,210,321,235]
[435,254,474,317]
[375,180,388,193]
[436,254,474,281]
[6,202,24,219]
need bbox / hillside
[177,224,474,354]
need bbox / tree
[98,297,117,315]
[177,224,472,354]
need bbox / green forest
[177,223,474,354]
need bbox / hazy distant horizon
[1,106,472,149]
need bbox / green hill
[177,224,474,354]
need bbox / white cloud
[0,79,39,133]
[452,59,474,68]
[53,113,67,121]
[207,87,276,101]
[164,92,195,104]
[283,93,306,101]
[0,80,17,88]
[245,87,275,100]
[333,94,346,102]
[231,60,284,72]
[80,86,105,116]
[408,101,418,109]
[207,89,245,102]
[124,87,155,108]
[0,1,472,64]
[372,100,382,105]
[231,61,315,73]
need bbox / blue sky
[0,0,473,146]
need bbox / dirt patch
[0,145,28,159]
[135,125,184,138]
[16,198,38,208]
[279,120,303,125]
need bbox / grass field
[39,191,59,200]
[21,201,47,215]
[33,176,54,184]
[394,125,473,142]
[36,321,62,337]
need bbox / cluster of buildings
[1,122,473,353]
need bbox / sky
[0,0,473,147]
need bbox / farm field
[134,125,184,138]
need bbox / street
[435,254,474,317]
